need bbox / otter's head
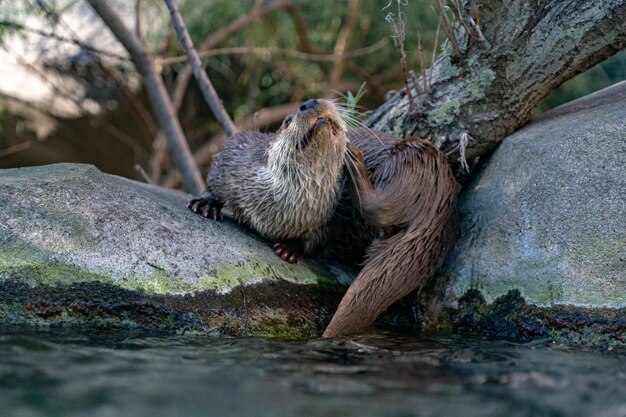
[273,99,347,163]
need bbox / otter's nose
[299,99,319,112]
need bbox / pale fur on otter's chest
[206,115,346,249]
[249,157,344,240]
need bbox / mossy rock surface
[0,164,359,337]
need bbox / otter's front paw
[273,241,304,264]
[188,195,224,221]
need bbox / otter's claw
[273,242,303,264]
[188,195,223,221]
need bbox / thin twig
[450,0,472,36]
[88,116,148,159]
[435,0,461,60]
[5,41,148,160]
[330,0,361,86]
[135,0,142,38]
[134,164,152,183]
[474,0,480,26]
[417,32,428,97]
[169,1,305,116]
[386,3,415,112]
[164,0,238,137]
[149,132,168,183]
[158,40,388,65]
[450,0,488,47]
[0,21,128,61]
[29,1,158,160]
[465,16,488,47]
[150,0,309,181]
[428,8,442,90]
[99,64,157,137]
[409,69,421,96]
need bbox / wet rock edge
[0,278,348,339]
[416,288,626,347]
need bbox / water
[1,329,625,417]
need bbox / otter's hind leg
[188,192,224,221]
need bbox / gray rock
[0,164,358,337]
[425,81,626,345]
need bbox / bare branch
[134,163,152,183]
[369,0,626,182]
[428,8,442,90]
[158,41,388,65]
[85,0,204,194]
[4,42,148,161]
[385,3,416,112]
[417,32,428,98]
[150,1,310,182]
[435,0,461,60]
[168,1,306,118]
[451,0,488,47]
[164,0,238,137]
[149,133,168,183]
[135,0,142,38]
[0,21,128,61]
[330,0,361,86]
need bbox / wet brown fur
[323,128,460,337]
[202,99,347,255]
[191,100,460,338]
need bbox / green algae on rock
[0,164,357,336]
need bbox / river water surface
[1,329,625,417]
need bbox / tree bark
[367,0,626,181]
[86,0,205,194]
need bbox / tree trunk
[367,0,626,181]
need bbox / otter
[189,98,460,338]
[188,98,348,263]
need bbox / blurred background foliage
[0,0,624,185]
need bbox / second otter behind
[189,99,460,337]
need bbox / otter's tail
[323,140,459,338]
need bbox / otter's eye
[283,115,293,128]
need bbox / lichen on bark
[367,0,626,181]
